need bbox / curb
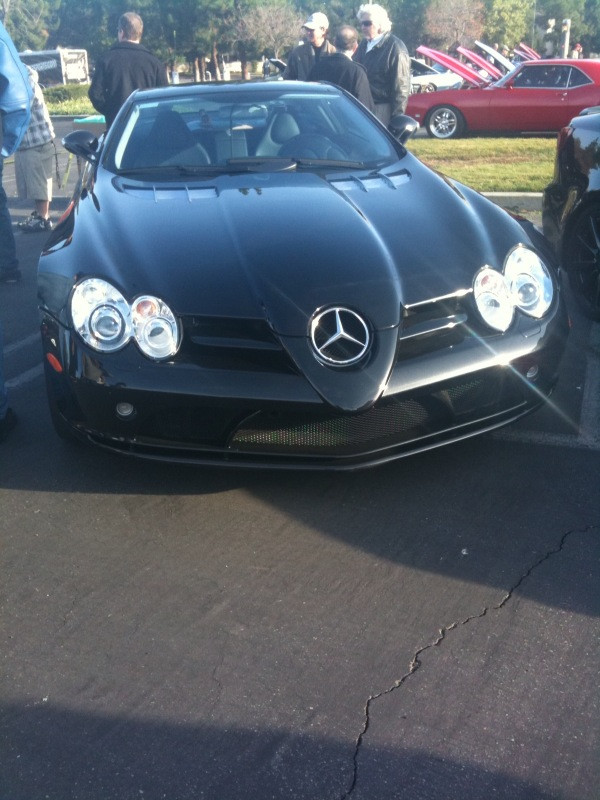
[484,192,543,212]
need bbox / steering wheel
[278,134,349,160]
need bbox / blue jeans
[0,156,19,272]
[0,320,8,419]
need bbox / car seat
[136,109,211,166]
[255,112,300,156]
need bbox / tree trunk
[238,43,251,80]
[211,41,221,81]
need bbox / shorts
[15,141,54,201]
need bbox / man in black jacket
[283,12,336,80]
[353,3,410,127]
[308,26,374,111]
[89,11,168,129]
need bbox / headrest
[271,113,300,143]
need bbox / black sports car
[542,106,600,321]
[38,81,568,469]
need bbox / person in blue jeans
[0,20,32,440]
[0,156,21,282]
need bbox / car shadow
[1,702,559,800]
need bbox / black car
[543,107,600,321]
[38,81,568,469]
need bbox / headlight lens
[71,279,131,351]
[473,267,514,332]
[132,296,179,358]
[71,279,180,359]
[473,247,554,332]
[504,245,553,318]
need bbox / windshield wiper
[291,158,367,170]
[117,164,219,176]
[225,157,297,172]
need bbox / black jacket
[89,41,168,128]
[309,53,374,111]
[283,40,337,81]
[353,33,410,116]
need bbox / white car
[410,58,463,93]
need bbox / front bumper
[40,300,569,470]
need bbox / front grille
[230,368,525,456]
[179,316,297,373]
[398,295,475,359]
[232,399,430,453]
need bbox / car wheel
[426,106,465,139]
[564,203,600,321]
[425,82,437,92]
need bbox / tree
[396,0,431,53]
[2,0,60,50]
[233,0,302,60]
[50,0,166,62]
[425,0,485,50]
[582,0,600,53]
[536,0,590,53]
[483,0,536,50]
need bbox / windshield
[104,88,398,175]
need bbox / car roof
[516,58,600,80]
[132,80,344,103]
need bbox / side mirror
[62,130,100,164]
[388,114,419,144]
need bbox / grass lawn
[406,136,556,193]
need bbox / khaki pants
[374,103,392,128]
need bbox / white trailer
[19,48,89,85]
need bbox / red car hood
[456,46,503,79]
[416,46,486,87]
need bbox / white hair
[357,3,392,34]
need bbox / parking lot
[1,125,598,800]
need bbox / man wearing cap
[283,12,336,80]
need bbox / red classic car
[406,58,600,138]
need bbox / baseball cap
[303,12,329,30]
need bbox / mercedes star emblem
[310,307,371,366]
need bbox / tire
[563,203,600,321]
[425,82,437,93]
[426,105,465,139]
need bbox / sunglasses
[360,20,373,26]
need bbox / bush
[43,83,95,115]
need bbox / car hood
[42,158,527,338]
[416,46,485,87]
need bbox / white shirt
[366,32,386,52]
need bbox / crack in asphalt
[339,524,597,799]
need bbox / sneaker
[20,213,53,233]
[0,408,18,442]
[17,211,38,228]
[0,268,22,284]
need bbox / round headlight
[473,267,514,332]
[71,278,131,352]
[89,305,126,342]
[504,246,553,318]
[132,295,180,359]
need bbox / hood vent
[115,178,218,202]
[329,169,410,193]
